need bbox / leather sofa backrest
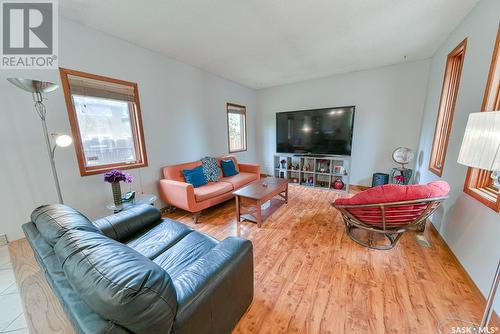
[31,204,102,246]
[93,204,161,241]
[55,229,178,334]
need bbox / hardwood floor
[8,185,499,333]
[8,238,73,334]
[167,185,499,334]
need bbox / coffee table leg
[235,195,241,222]
[285,184,288,204]
[256,200,262,228]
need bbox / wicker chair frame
[332,196,448,250]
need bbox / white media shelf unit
[273,154,350,192]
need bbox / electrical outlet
[0,234,7,246]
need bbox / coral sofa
[160,156,260,221]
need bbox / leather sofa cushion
[220,172,258,189]
[31,204,102,246]
[125,218,193,259]
[194,182,233,202]
[172,237,253,334]
[55,230,177,334]
[154,231,218,280]
[93,204,161,241]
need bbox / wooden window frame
[429,39,467,177]
[59,68,148,176]
[226,103,248,153]
[464,24,500,212]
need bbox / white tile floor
[0,245,28,333]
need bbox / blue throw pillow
[182,166,207,188]
[221,159,238,177]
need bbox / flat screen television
[276,106,355,155]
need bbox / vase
[333,178,345,190]
[111,182,122,207]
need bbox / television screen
[276,106,355,155]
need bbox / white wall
[414,0,500,313]
[255,60,431,185]
[0,18,257,241]
[1,8,498,319]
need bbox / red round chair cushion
[334,181,450,206]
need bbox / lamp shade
[7,78,59,94]
[457,111,500,171]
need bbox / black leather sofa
[23,204,253,334]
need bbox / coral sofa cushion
[163,161,202,182]
[334,181,450,206]
[220,172,258,189]
[194,182,233,202]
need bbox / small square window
[60,68,148,176]
[429,39,467,176]
[227,103,247,153]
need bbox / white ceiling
[60,0,479,89]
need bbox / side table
[107,194,157,214]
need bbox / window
[429,39,467,176]
[464,24,500,212]
[59,68,148,176]
[227,103,247,153]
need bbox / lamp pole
[33,92,65,204]
[7,78,69,205]
[480,260,500,329]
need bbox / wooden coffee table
[233,178,288,227]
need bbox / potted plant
[104,169,133,208]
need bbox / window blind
[68,74,135,102]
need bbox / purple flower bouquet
[104,169,133,184]
[104,170,133,208]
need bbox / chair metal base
[345,224,403,250]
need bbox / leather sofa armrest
[159,179,196,211]
[238,163,260,176]
[93,204,161,241]
[172,237,253,333]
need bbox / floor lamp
[457,111,500,330]
[7,78,72,204]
